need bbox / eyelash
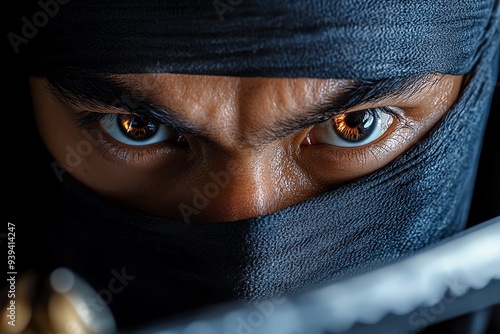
[76,112,176,163]
[76,106,404,127]
[77,112,115,127]
[75,107,409,163]
[308,106,405,144]
[374,106,403,120]
[305,107,410,164]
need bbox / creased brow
[252,74,440,142]
[45,75,203,137]
[46,73,439,144]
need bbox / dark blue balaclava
[22,0,500,330]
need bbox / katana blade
[131,216,500,334]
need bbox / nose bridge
[189,143,305,222]
[230,149,275,214]
[173,77,322,222]
[217,146,280,216]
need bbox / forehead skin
[114,74,349,149]
[31,74,463,222]
[113,74,460,149]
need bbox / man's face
[30,73,463,222]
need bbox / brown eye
[306,107,395,148]
[333,110,377,142]
[118,114,159,141]
[99,114,179,146]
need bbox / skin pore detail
[30,73,463,223]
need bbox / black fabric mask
[25,0,500,331]
[21,0,495,80]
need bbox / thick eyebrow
[46,75,203,137]
[46,73,439,140]
[266,73,440,140]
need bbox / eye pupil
[333,110,375,142]
[118,114,159,140]
[344,111,364,127]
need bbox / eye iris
[117,114,159,140]
[333,110,375,142]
